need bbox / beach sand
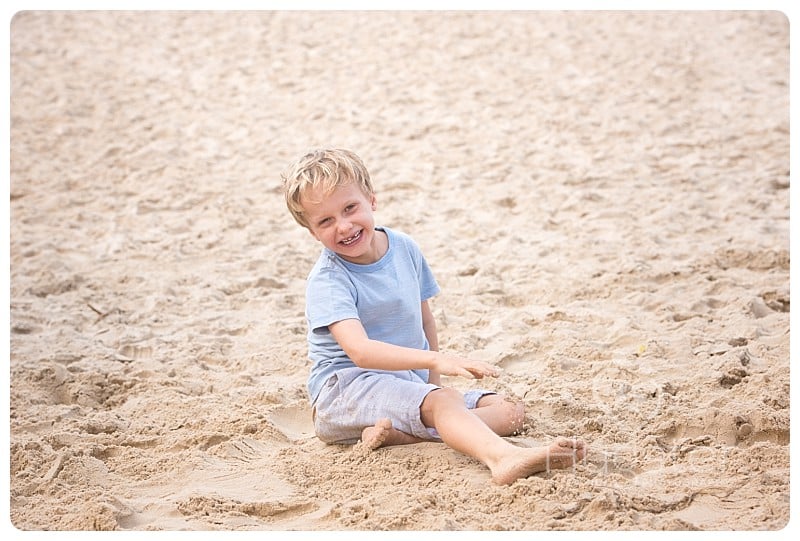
[8,11,789,530]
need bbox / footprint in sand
[267,405,316,442]
[657,406,789,448]
[117,437,325,530]
[497,354,541,376]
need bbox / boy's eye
[345,204,356,212]
[319,217,332,227]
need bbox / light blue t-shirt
[305,226,441,403]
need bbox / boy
[281,148,586,485]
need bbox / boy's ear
[371,193,378,211]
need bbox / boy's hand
[433,354,500,379]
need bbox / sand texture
[9,11,789,531]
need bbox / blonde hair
[281,148,374,229]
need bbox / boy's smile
[302,182,387,265]
[340,229,362,246]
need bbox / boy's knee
[422,387,463,408]
[482,395,525,434]
[507,400,525,432]
[420,387,463,422]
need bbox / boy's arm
[421,300,442,386]
[328,318,498,380]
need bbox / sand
[8,10,790,531]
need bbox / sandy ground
[7,10,790,531]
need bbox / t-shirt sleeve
[418,253,440,301]
[404,234,440,301]
[306,268,360,334]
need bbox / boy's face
[301,181,380,265]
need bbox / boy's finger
[468,366,493,378]
[477,364,499,377]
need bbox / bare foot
[361,418,394,450]
[490,437,587,485]
[359,418,426,450]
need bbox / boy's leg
[362,393,523,449]
[471,394,525,436]
[420,387,587,485]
